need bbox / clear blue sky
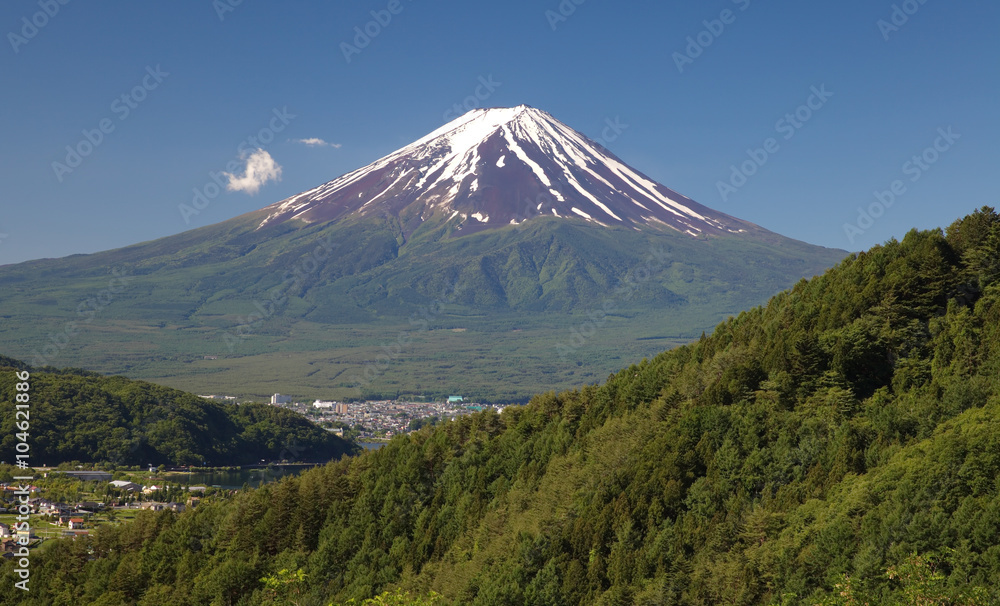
[1,0,997,265]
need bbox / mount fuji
[0,106,847,401]
[258,105,750,237]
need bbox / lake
[163,465,315,490]
[161,447,386,489]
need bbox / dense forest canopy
[3,207,999,605]
[0,366,357,466]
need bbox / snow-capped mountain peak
[256,106,749,237]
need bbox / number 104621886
[14,371,30,470]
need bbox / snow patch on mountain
[255,105,751,237]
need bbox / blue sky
[1,0,997,265]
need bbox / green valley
[0,214,844,402]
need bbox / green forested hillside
[0,365,358,466]
[3,208,999,605]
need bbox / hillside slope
[0,361,358,466]
[0,213,844,402]
[3,208,997,605]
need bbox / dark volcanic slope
[257,105,755,238]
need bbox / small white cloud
[223,149,282,195]
[292,137,342,148]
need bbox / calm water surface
[163,466,312,489]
